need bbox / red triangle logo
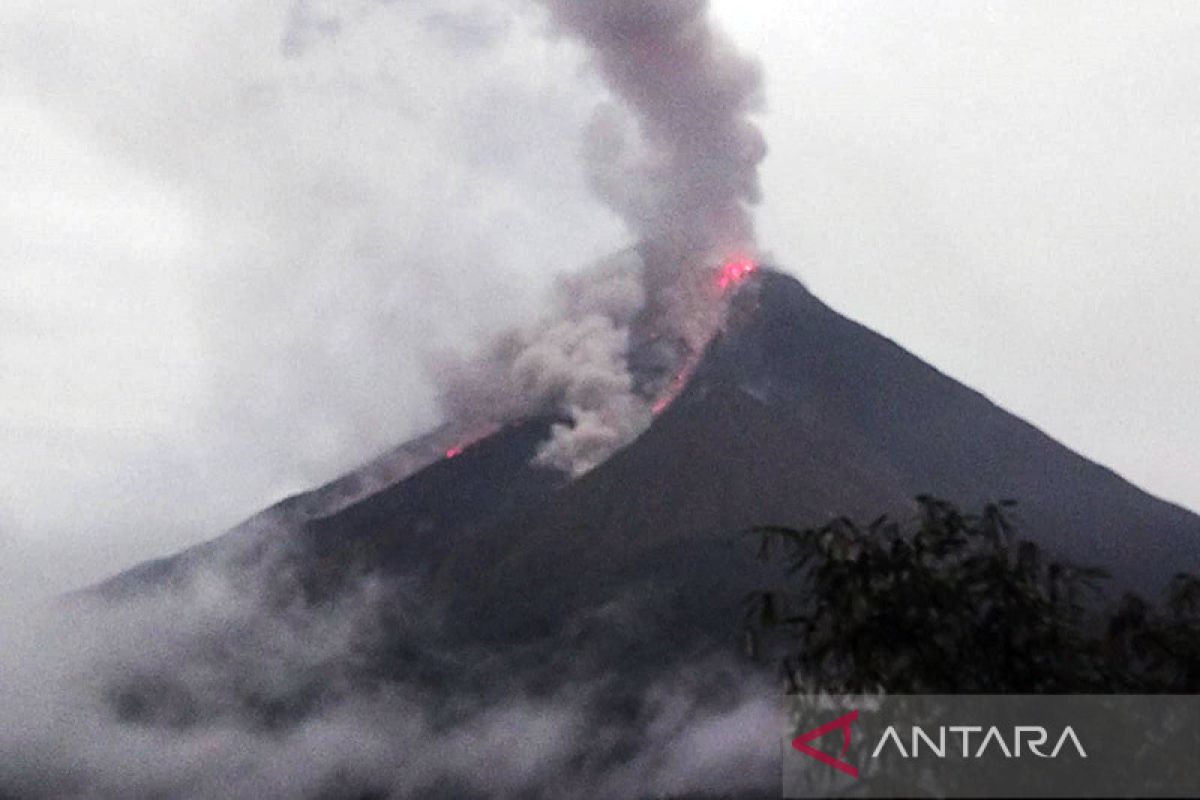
[791,709,860,779]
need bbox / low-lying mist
[0,548,778,798]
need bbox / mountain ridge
[93,269,1200,625]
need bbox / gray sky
[2,0,1197,598]
[711,0,1199,514]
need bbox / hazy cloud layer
[0,0,768,586]
[0,561,778,799]
[0,0,626,593]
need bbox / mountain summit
[98,267,1199,650]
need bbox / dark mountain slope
[289,417,564,599]
[708,271,1199,592]
[429,270,1199,647]
[95,269,1199,642]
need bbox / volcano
[92,267,1200,670]
[54,267,1200,797]
[99,267,1199,599]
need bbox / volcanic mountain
[95,267,1199,660]
[49,267,1196,798]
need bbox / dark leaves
[744,496,1200,693]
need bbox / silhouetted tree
[745,496,1200,693]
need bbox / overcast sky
[3,0,1197,599]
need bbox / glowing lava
[651,367,694,416]
[653,258,759,415]
[717,258,758,291]
[442,424,501,462]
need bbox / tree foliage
[745,496,1200,693]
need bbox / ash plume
[545,0,767,285]
[437,0,767,476]
[436,252,651,477]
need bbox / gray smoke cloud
[435,251,653,476]
[547,0,767,283]
[437,0,767,476]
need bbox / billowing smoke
[438,0,766,475]
[545,0,766,285]
[436,252,655,476]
